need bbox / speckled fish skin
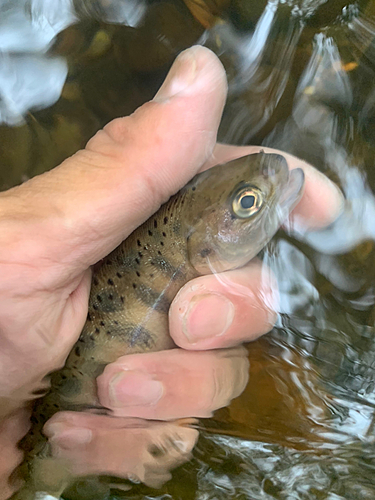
[16,152,304,498]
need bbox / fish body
[16,152,304,498]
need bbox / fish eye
[232,186,263,218]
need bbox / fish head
[186,152,304,274]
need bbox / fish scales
[14,152,304,499]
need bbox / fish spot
[92,290,123,312]
[148,444,167,457]
[160,241,164,246]
[163,216,168,224]
[200,248,212,258]
[162,232,167,237]
[107,278,114,286]
[150,273,154,278]
[136,271,141,277]
[87,312,92,321]
[120,296,125,303]
[95,327,100,333]
[75,346,81,357]
[93,277,99,286]
[192,186,196,191]
[137,239,142,247]
[116,272,122,278]
[106,259,112,266]
[138,251,143,258]
[154,220,158,229]
[30,414,39,425]
[158,250,162,256]
[135,258,140,265]
[132,283,137,289]
[148,230,153,236]
[100,321,105,326]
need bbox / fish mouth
[259,151,305,219]
[277,167,305,216]
[260,151,290,185]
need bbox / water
[1,0,375,498]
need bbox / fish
[14,152,304,499]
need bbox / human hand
[0,46,343,494]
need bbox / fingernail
[154,47,198,102]
[47,424,92,449]
[183,293,235,343]
[109,370,164,408]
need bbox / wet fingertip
[48,426,93,449]
[154,46,226,103]
[291,164,345,230]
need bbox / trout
[15,152,304,499]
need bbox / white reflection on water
[265,32,375,256]
[0,0,75,52]
[0,0,148,125]
[0,0,74,124]
[0,53,68,125]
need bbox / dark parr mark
[57,377,82,397]
[163,216,168,225]
[134,283,172,314]
[102,322,153,349]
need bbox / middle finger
[97,347,249,420]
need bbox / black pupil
[240,194,256,209]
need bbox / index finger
[203,144,344,230]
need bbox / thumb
[0,46,227,287]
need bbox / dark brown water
[1,0,375,499]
